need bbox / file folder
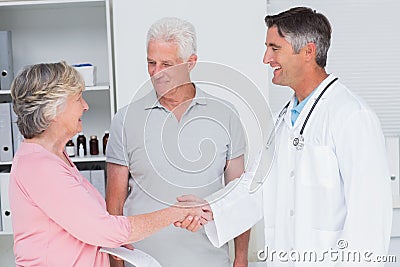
[0,172,13,233]
[0,179,2,232]
[80,170,91,182]
[10,105,23,155]
[90,170,105,198]
[0,31,14,90]
[386,136,400,196]
[0,103,13,162]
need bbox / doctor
[177,6,393,266]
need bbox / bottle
[89,135,99,155]
[76,132,87,156]
[102,130,109,155]
[78,144,85,158]
[65,139,75,157]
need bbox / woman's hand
[173,195,213,232]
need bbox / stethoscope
[265,77,339,151]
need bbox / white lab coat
[204,75,393,266]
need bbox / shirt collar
[285,74,338,126]
[292,89,315,113]
[143,83,207,110]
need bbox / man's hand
[174,195,213,231]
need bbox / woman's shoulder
[11,142,65,179]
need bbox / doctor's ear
[304,42,317,61]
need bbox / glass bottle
[65,139,75,157]
[76,132,87,156]
[102,130,109,155]
[78,143,85,158]
[89,135,99,155]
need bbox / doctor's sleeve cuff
[204,178,263,248]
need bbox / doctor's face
[147,40,192,97]
[263,26,305,88]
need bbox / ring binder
[0,31,14,91]
[0,103,13,162]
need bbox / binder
[0,172,13,233]
[0,178,2,232]
[80,170,91,182]
[0,31,14,90]
[10,105,23,155]
[385,136,400,196]
[90,170,105,198]
[0,103,13,162]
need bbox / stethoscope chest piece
[293,135,304,150]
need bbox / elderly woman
[9,61,205,267]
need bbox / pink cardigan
[9,142,131,266]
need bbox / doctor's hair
[146,17,197,61]
[10,61,85,139]
[265,6,331,68]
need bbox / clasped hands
[174,194,213,232]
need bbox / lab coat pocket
[297,145,345,231]
[296,145,340,188]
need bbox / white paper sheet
[100,246,162,267]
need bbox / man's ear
[187,54,198,71]
[304,42,316,61]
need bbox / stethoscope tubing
[266,77,339,150]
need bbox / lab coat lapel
[287,75,339,132]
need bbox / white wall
[267,0,400,136]
[111,0,268,109]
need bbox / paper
[100,246,162,267]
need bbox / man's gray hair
[147,17,197,60]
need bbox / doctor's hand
[173,197,210,232]
[174,195,213,231]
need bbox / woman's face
[54,91,89,138]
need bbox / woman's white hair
[146,17,197,60]
[11,61,85,139]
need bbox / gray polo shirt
[107,86,246,267]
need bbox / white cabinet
[387,203,400,267]
[0,0,113,265]
[0,0,115,153]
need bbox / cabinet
[0,0,115,143]
[0,0,113,265]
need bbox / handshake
[173,195,213,232]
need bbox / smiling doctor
[177,6,393,266]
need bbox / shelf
[0,0,104,8]
[1,156,106,166]
[0,90,11,95]
[84,84,110,91]
[70,155,106,163]
[0,84,109,96]
[0,232,12,236]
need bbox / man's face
[147,40,191,97]
[263,26,305,88]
